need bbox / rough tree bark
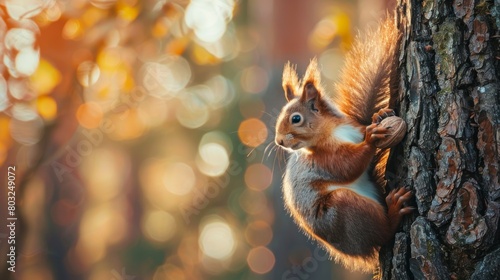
[380,0,500,279]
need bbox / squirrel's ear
[282,62,299,102]
[301,58,323,101]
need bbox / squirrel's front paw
[365,123,391,145]
[368,109,407,149]
[371,108,395,124]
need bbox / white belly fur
[332,124,363,144]
[327,172,379,203]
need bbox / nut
[375,116,407,149]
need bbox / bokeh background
[0,0,392,279]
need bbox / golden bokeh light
[163,162,196,195]
[204,75,235,109]
[5,27,36,51]
[199,219,236,260]
[36,2,62,24]
[191,44,219,65]
[166,37,190,55]
[15,47,40,76]
[238,118,268,147]
[176,94,210,129]
[247,246,275,274]
[153,264,187,280]
[142,56,192,98]
[76,203,127,266]
[319,48,345,81]
[0,117,10,146]
[0,1,370,279]
[137,97,169,127]
[97,48,122,71]
[80,148,127,202]
[36,96,57,121]
[140,157,195,211]
[77,61,101,87]
[76,102,103,129]
[196,142,229,177]
[117,2,139,22]
[107,108,146,140]
[152,18,169,38]
[3,0,44,20]
[122,71,136,92]
[11,103,38,121]
[89,0,117,9]
[83,5,110,25]
[30,59,61,95]
[0,142,7,166]
[308,12,352,52]
[184,0,234,43]
[62,19,83,40]
[199,130,233,156]
[140,158,176,210]
[309,17,337,51]
[9,115,43,145]
[8,77,32,100]
[142,210,177,243]
[244,163,272,191]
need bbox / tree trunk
[380,0,500,279]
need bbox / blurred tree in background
[0,0,390,279]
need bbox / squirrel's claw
[372,108,395,124]
[386,188,414,233]
[366,124,391,145]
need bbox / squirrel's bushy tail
[334,16,401,192]
[333,16,401,125]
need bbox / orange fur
[334,18,400,125]
[283,62,300,101]
[275,16,409,273]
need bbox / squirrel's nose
[276,139,284,146]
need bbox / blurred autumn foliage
[0,0,387,279]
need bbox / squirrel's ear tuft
[282,62,299,102]
[301,58,323,101]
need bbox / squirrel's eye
[290,113,303,126]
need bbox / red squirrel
[274,18,413,272]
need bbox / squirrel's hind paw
[386,188,414,233]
